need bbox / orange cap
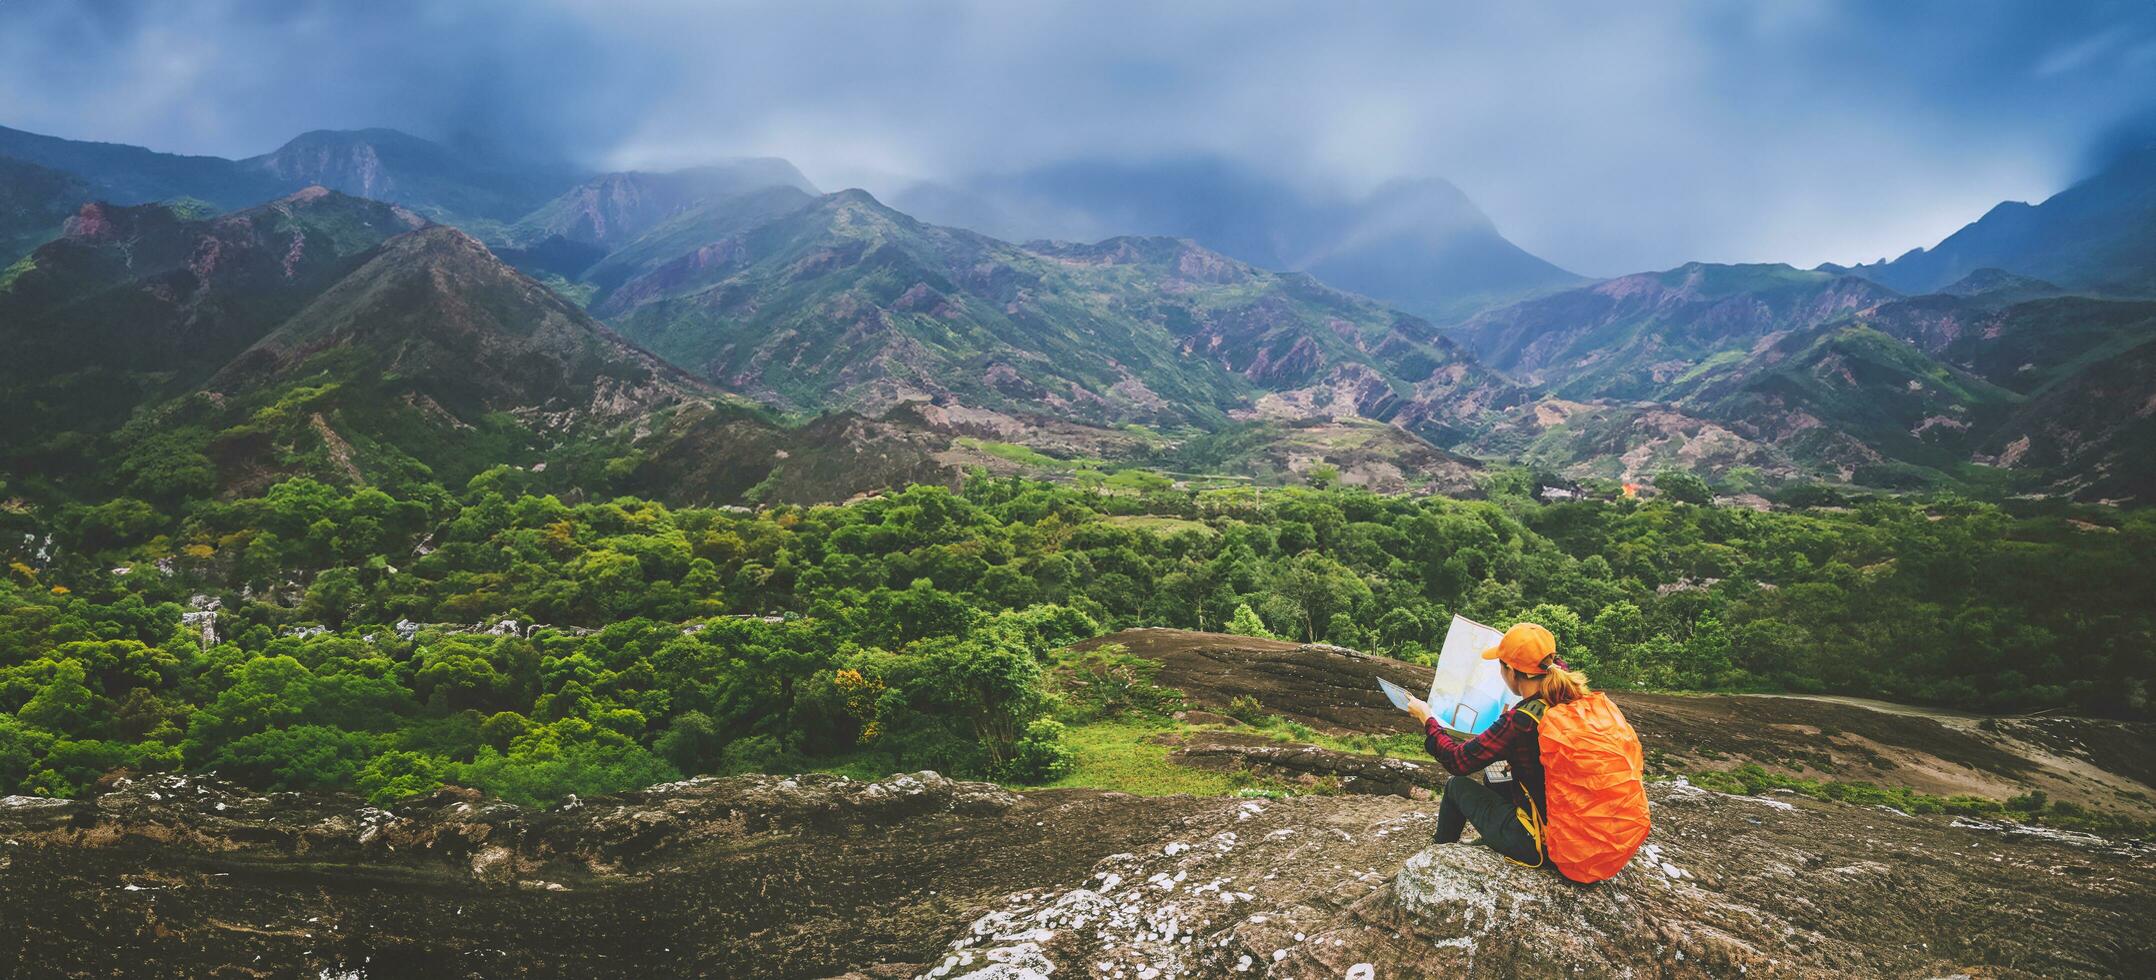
[1481,622,1557,675]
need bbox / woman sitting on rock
[1404,622,1591,868]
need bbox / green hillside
[577,185,818,295]
[595,189,1508,432]
[1689,325,2021,484]
[0,191,432,466]
[1,473,2148,811]
[0,194,960,508]
[1452,262,1898,400]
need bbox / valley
[4,101,2156,980]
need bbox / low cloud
[3,0,2151,275]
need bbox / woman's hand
[1407,697,1432,725]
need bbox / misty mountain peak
[890,155,1578,322]
[1847,143,2156,297]
[239,127,578,223]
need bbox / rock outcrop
[8,766,2146,978]
[926,779,2152,980]
[0,771,1209,977]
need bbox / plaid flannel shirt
[1424,697,1547,813]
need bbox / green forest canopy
[1,471,2148,805]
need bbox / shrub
[357,750,449,807]
[1225,695,1268,725]
[1049,645,1183,721]
[715,733,805,776]
[1003,718,1077,783]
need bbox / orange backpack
[1527,692,1651,883]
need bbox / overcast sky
[3,0,2153,276]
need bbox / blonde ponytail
[1537,662,1591,705]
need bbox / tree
[183,655,317,756]
[118,433,216,502]
[1004,717,1076,782]
[654,710,725,774]
[0,716,40,791]
[206,725,380,790]
[18,660,96,737]
[412,636,533,713]
[575,549,645,617]
[455,719,679,806]
[1653,469,1712,506]
[1226,603,1278,640]
[868,579,975,645]
[1376,607,1426,653]
[302,568,365,625]
[1274,553,1372,642]
[1325,612,1371,649]
[356,750,449,807]
[74,498,161,551]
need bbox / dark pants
[1432,775,1542,865]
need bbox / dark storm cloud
[4,0,2152,275]
[0,0,649,159]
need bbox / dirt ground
[8,767,2151,979]
[1077,628,2156,817]
[0,772,1214,979]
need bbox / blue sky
[3,0,2152,276]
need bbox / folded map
[1426,614,1519,737]
[1376,675,1415,712]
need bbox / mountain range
[890,158,1585,322]
[592,187,1514,435]
[1828,147,2156,298]
[4,123,2156,504]
[0,190,951,505]
[1452,262,2156,495]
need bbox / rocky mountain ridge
[239,128,578,224]
[596,187,1519,439]
[1833,146,2156,297]
[7,123,2156,501]
[501,160,820,252]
